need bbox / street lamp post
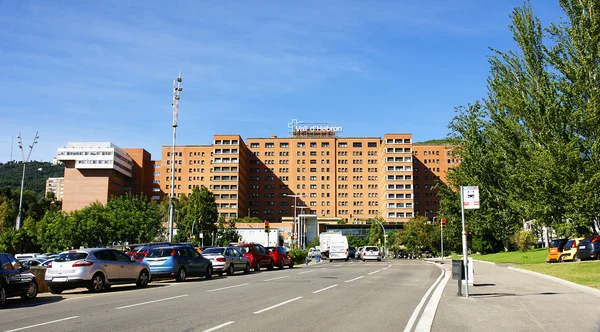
[373,218,387,256]
[168,72,183,243]
[15,131,39,230]
[293,206,308,249]
[284,194,304,248]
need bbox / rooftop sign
[288,119,343,138]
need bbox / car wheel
[559,256,564,263]
[330,259,333,263]
[254,262,261,272]
[21,281,38,300]
[205,266,213,280]
[377,258,381,262]
[362,259,365,262]
[88,273,105,293]
[289,260,294,268]
[574,256,581,262]
[279,259,284,269]
[176,267,187,282]
[49,286,63,294]
[244,263,250,274]
[227,264,234,276]
[268,260,274,270]
[0,284,6,308]
[136,270,149,288]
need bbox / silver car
[355,247,364,260]
[201,247,250,276]
[362,246,382,262]
[45,248,151,294]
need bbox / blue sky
[0,1,563,162]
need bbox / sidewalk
[431,260,600,332]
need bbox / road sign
[462,186,480,210]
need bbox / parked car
[45,248,151,294]
[266,246,294,269]
[362,246,382,262]
[0,253,38,308]
[355,247,364,260]
[143,246,213,281]
[20,258,49,267]
[560,237,585,262]
[229,243,274,272]
[126,242,172,261]
[546,238,569,263]
[576,236,600,261]
[348,247,356,259]
[201,247,250,275]
[14,253,47,261]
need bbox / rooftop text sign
[288,119,343,138]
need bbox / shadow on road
[470,292,560,298]
[3,296,64,309]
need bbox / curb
[508,266,600,298]
[473,260,496,265]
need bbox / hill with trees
[0,161,64,195]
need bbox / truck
[319,231,349,262]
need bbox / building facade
[56,142,154,212]
[57,127,455,222]
[45,177,65,201]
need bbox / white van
[328,238,349,262]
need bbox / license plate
[550,249,556,253]
[579,246,586,249]
[53,277,68,282]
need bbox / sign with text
[462,186,480,209]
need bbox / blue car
[143,246,213,282]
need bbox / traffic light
[441,218,447,230]
[264,221,270,233]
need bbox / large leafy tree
[215,214,240,246]
[176,186,218,242]
[104,193,162,245]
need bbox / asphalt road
[0,260,442,332]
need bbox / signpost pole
[441,220,444,264]
[460,186,469,298]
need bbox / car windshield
[234,246,250,254]
[202,248,224,255]
[147,248,174,257]
[549,240,564,248]
[365,247,378,251]
[564,240,574,250]
[266,247,276,253]
[55,252,88,262]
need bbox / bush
[289,248,307,265]
[511,230,536,252]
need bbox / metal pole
[461,186,469,298]
[15,131,39,231]
[294,196,297,248]
[441,223,444,263]
[168,72,182,243]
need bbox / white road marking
[115,294,189,310]
[5,316,79,332]
[388,264,392,268]
[403,268,445,332]
[207,283,249,292]
[345,276,364,283]
[368,270,381,275]
[415,271,450,332]
[264,276,289,282]
[253,296,303,314]
[297,270,316,275]
[320,268,328,270]
[312,284,338,294]
[201,321,235,332]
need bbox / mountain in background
[413,138,452,145]
[0,161,65,195]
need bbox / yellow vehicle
[546,238,568,263]
[560,237,584,262]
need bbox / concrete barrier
[29,266,48,293]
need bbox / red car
[229,243,274,272]
[266,246,294,269]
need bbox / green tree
[367,218,384,246]
[346,234,367,248]
[216,214,240,246]
[104,193,163,245]
[176,186,218,242]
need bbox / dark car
[348,247,356,259]
[576,236,600,261]
[229,243,274,272]
[1,253,38,307]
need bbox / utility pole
[16,131,39,230]
[168,72,183,243]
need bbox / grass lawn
[449,248,548,264]
[517,262,600,290]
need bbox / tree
[104,193,163,245]
[176,186,218,242]
[216,214,240,246]
[346,234,367,248]
[398,216,439,254]
[367,218,384,246]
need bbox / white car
[45,248,151,294]
[361,246,382,262]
